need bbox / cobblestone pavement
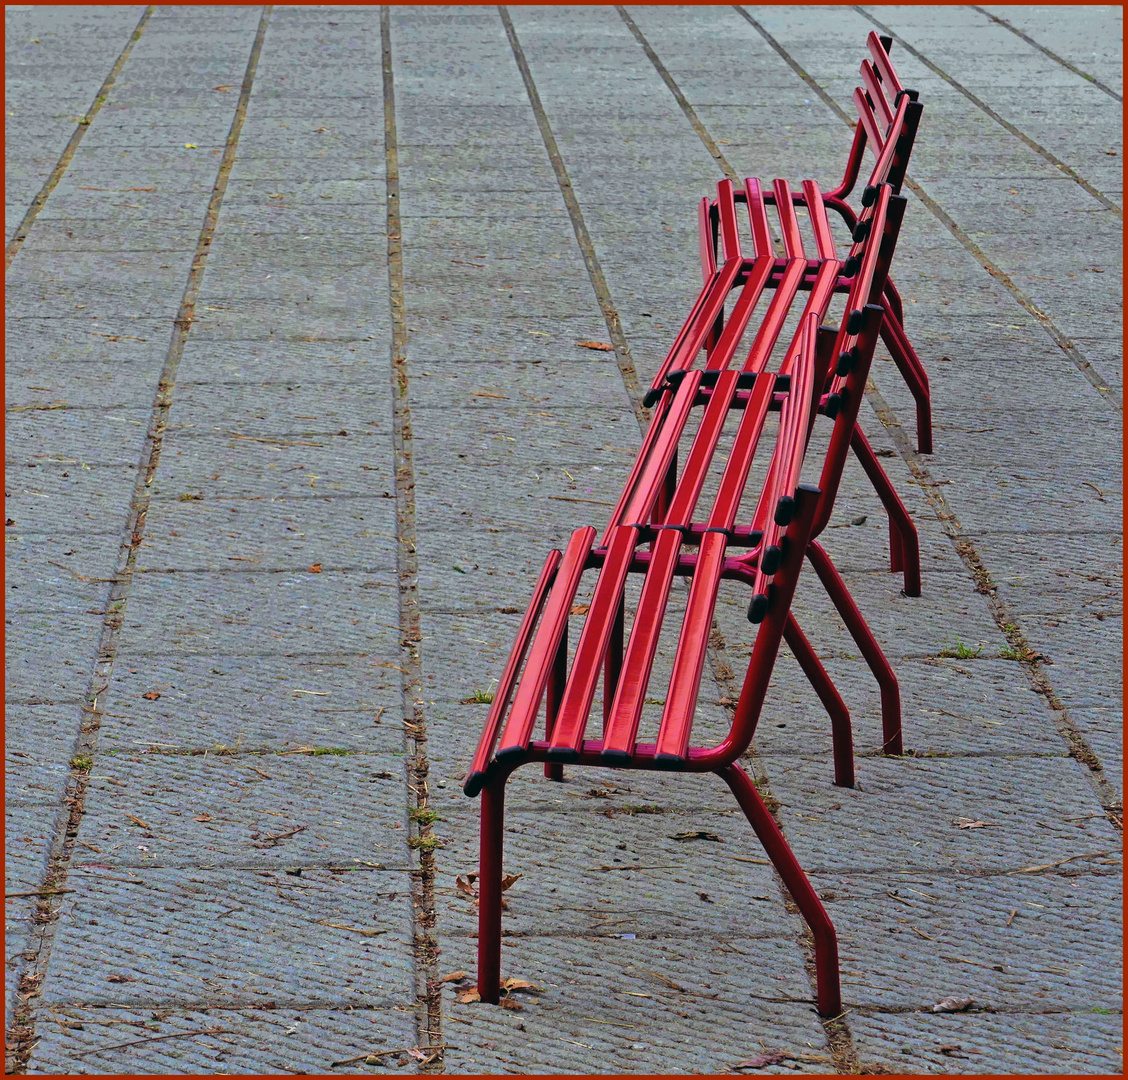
[5,5,1122,1074]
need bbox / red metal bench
[465,181,907,1018]
[671,35,927,601]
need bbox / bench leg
[878,308,932,455]
[718,763,842,1018]
[544,624,567,782]
[477,770,508,1004]
[784,613,854,788]
[807,541,903,757]
[849,426,921,598]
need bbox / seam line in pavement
[969,5,1123,102]
[733,5,1122,412]
[718,16,1119,830]
[502,8,862,1069]
[4,6,155,270]
[854,6,1123,218]
[4,10,273,1073]
[380,9,444,1072]
[498,5,649,428]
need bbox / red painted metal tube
[698,196,716,283]
[773,179,804,259]
[544,620,567,781]
[743,177,773,258]
[666,369,741,523]
[868,31,903,94]
[742,258,807,371]
[861,59,894,128]
[877,308,933,454]
[801,180,837,260]
[654,530,730,762]
[493,527,595,762]
[548,524,639,760]
[826,119,868,201]
[653,257,743,386]
[853,86,885,155]
[717,178,742,263]
[807,539,903,757]
[717,762,842,1017]
[703,257,776,372]
[783,613,855,788]
[850,426,922,596]
[707,373,777,529]
[476,764,513,1004]
[465,550,561,795]
[620,373,701,527]
[604,593,624,730]
[601,528,683,761]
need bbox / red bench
[465,181,907,1018]
[672,33,927,596]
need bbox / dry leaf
[194,813,212,822]
[575,341,613,351]
[107,974,136,984]
[954,818,996,829]
[439,971,467,984]
[455,875,477,898]
[500,977,539,993]
[308,563,323,573]
[500,998,524,1011]
[501,873,522,891]
[456,988,481,1004]
[570,604,590,615]
[735,1050,790,1069]
[696,891,713,903]
[669,830,723,842]
[932,996,974,1013]
[214,85,233,91]
[141,690,161,701]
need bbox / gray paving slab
[7,5,1120,1075]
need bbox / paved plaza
[5,4,1123,1074]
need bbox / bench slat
[867,31,903,95]
[464,549,562,795]
[802,180,837,260]
[717,178,743,263]
[493,527,595,762]
[743,178,774,259]
[861,59,894,129]
[547,524,640,759]
[854,86,885,156]
[773,179,805,259]
[698,196,716,283]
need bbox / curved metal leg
[807,540,903,756]
[477,770,508,1003]
[718,763,842,1017]
[784,613,855,788]
[850,426,921,597]
[878,310,932,454]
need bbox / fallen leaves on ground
[669,830,723,842]
[575,341,613,351]
[439,971,467,984]
[456,987,481,1004]
[141,690,161,701]
[308,563,322,573]
[953,818,998,829]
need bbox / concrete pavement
[5,5,1122,1074]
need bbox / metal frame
[465,182,909,1017]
